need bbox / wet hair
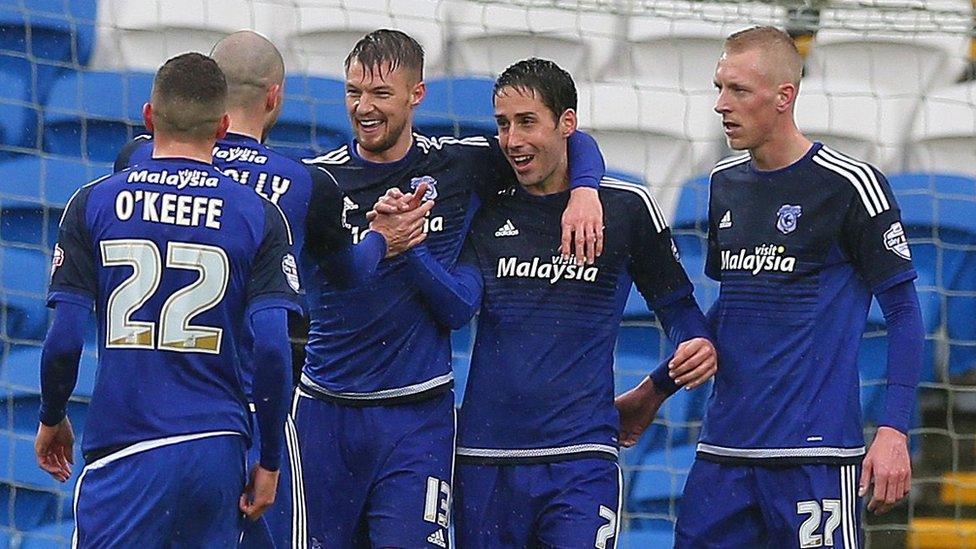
[344,29,424,81]
[150,52,227,139]
[724,26,803,86]
[493,58,577,122]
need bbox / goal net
[0,1,974,547]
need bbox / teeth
[360,120,381,127]
[513,155,531,162]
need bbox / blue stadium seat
[42,71,153,163]
[0,1,95,65]
[626,442,696,516]
[0,55,38,147]
[2,345,98,399]
[616,525,675,548]
[0,246,50,342]
[0,0,97,147]
[0,154,111,208]
[0,483,63,533]
[19,520,73,548]
[0,433,76,530]
[268,76,350,161]
[0,206,60,249]
[415,77,496,138]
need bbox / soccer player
[284,30,605,547]
[618,26,923,547]
[379,57,717,548]
[112,31,429,548]
[35,53,300,546]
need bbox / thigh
[756,463,862,549]
[674,459,766,549]
[455,463,535,549]
[367,393,456,549]
[291,392,372,548]
[535,459,621,549]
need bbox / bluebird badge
[776,204,802,235]
[411,175,438,200]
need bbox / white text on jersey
[496,255,598,284]
[116,190,223,229]
[127,168,219,189]
[720,244,797,275]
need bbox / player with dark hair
[374,57,717,548]
[617,26,923,547]
[35,52,300,546]
[113,31,429,548]
[283,30,607,548]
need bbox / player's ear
[267,83,283,112]
[559,108,578,137]
[215,113,230,140]
[410,80,426,108]
[776,82,798,113]
[142,103,154,132]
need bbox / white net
[0,0,974,547]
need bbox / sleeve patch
[884,222,911,260]
[281,253,301,293]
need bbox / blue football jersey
[116,133,315,258]
[455,178,692,463]
[698,143,917,465]
[48,157,302,456]
[299,134,511,401]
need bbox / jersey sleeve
[840,168,917,293]
[627,190,694,309]
[303,165,353,261]
[47,186,97,309]
[246,201,304,316]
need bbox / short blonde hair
[724,26,803,87]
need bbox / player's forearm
[876,280,924,434]
[250,307,293,471]
[647,298,716,397]
[567,130,605,190]
[403,245,482,329]
[319,231,386,288]
[39,302,87,426]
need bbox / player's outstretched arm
[860,279,923,515]
[241,306,292,521]
[35,301,87,482]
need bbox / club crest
[776,204,802,235]
[410,175,438,200]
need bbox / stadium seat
[2,345,98,400]
[0,434,76,529]
[0,55,39,148]
[285,0,442,78]
[806,0,971,94]
[616,526,675,549]
[415,77,496,138]
[0,0,95,66]
[0,206,61,249]
[577,82,725,218]
[906,80,976,178]
[610,1,786,90]
[42,71,153,163]
[0,154,110,209]
[267,75,349,161]
[92,0,287,72]
[0,246,50,343]
[444,0,617,81]
[626,442,697,515]
[19,520,74,548]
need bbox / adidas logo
[427,529,447,548]
[719,210,733,229]
[494,219,519,237]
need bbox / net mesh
[0,0,974,547]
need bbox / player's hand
[669,337,717,390]
[240,464,280,521]
[615,376,666,448]
[561,187,603,265]
[368,183,429,220]
[860,426,911,515]
[370,200,434,257]
[35,417,75,483]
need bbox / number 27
[797,499,841,548]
